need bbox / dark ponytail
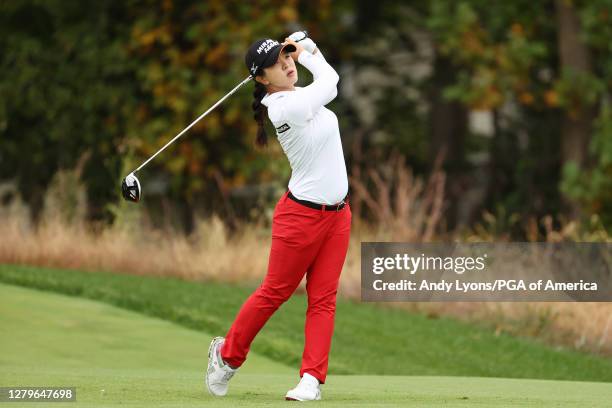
[252,81,268,147]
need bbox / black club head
[121,173,141,203]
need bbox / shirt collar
[261,91,285,107]
[260,87,301,107]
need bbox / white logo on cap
[250,62,258,75]
[256,39,279,55]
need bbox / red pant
[221,190,351,384]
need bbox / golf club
[121,74,253,202]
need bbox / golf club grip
[132,75,253,174]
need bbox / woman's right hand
[283,37,304,61]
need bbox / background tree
[1,0,610,234]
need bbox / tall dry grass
[349,150,445,241]
[1,161,611,357]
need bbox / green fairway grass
[1,264,612,385]
[2,283,612,407]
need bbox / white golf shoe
[205,336,237,396]
[285,372,322,401]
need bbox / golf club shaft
[132,75,253,174]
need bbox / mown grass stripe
[1,264,611,382]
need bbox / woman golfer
[206,31,351,401]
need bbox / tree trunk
[428,53,468,229]
[555,0,597,218]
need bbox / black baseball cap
[245,38,296,77]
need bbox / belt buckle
[336,200,344,212]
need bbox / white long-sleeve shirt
[261,50,348,205]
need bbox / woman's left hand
[288,31,317,54]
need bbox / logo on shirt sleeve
[275,123,291,134]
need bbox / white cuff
[297,50,314,65]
